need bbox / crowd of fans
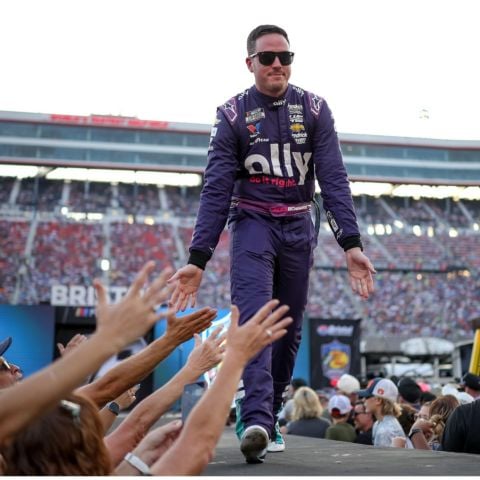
[1,177,480,339]
[1,176,480,473]
[0,221,30,303]
[109,222,175,286]
[274,372,480,455]
[0,263,294,474]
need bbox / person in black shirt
[442,400,480,454]
[353,400,374,445]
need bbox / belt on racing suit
[231,197,311,217]
[231,196,321,238]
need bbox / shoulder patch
[307,92,324,118]
[220,97,238,124]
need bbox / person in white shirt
[358,377,405,448]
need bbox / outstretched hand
[164,306,216,345]
[226,300,292,366]
[185,326,226,377]
[94,261,175,350]
[345,247,376,299]
[57,333,88,357]
[167,264,203,311]
[132,420,183,467]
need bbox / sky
[1,0,479,140]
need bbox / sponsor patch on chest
[245,108,265,124]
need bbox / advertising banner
[309,318,361,389]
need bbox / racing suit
[187,84,362,439]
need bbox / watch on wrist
[124,452,151,476]
[107,401,120,416]
[409,427,422,440]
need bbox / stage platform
[203,425,479,476]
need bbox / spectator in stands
[317,392,333,423]
[419,391,437,405]
[0,337,22,389]
[325,394,356,442]
[272,377,307,452]
[0,261,175,445]
[57,333,88,357]
[353,400,374,445]
[397,403,417,437]
[117,300,293,475]
[442,382,475,405]
[105,326,226,466]
[277,377,308,426]
[99,385,139,434]
[283,386,330,439]
[336,373,360,406]
[336,373,361,426]
[461,372,480,400]
[2,297,292,475]
[76,306,216,408]
[397,377,422,411]
[416,401,432,422]
[409,394,459,451]
[2,394,112,475]
[359,378,405,448]
[441,394,480,454]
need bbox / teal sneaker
[267,421,285,452]
[235,397,246,440]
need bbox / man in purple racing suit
[169,24,375,464]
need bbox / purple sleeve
[188,109,238,268]
[312,100,361,250]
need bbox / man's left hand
[345,247,376,299]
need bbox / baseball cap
[0,337,12,357]
[358,378,398,403]
[337,374,360,395]
[328,394,352,415]
[397,377,422,403]
[462,372,480,391]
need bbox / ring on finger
[266,329,273,337]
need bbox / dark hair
[397,403,417,435]
[419,391,437,404]
[247,25,290,56]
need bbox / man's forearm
[77,335,177,408]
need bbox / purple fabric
[229,209,315,434]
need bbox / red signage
[49,114,169,130]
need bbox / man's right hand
[167,264,204,311]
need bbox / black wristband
[187,249,211,270]
[340,235,363,252]
[107,401,120,416]
[408,428,422,440]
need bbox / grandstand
[1,110,480,344]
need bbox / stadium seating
[1,177,479,340]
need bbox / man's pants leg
[230,212,276,437]
[271,214,316,430]
[230,212,316,438]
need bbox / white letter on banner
[69,285,86,306]
[51,285,68,306]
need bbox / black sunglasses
[249,51,295,66]
[354,410,367,416]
